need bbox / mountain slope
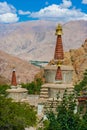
[64,39,87,83]
[0,20,87,61]
[0,50,40,84]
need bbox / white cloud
[30,1,87,22]
[0,2,19,23]
[18,10,31,15]
[61,0,72,8]
[82,0,87,4]
[0,2,16,14]
[0,13,19,23]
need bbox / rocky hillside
[0,20,87,61]
[0,51,40,84]
[64,39,87,83]
[0,76,9,85]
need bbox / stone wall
[27,95,39,107]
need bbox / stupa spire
[54,24,64,60]
[11,67,17,86]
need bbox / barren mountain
[64,39,87,83]
[0,50,40,84]
[0,76,9,85]
[0,20,87,61]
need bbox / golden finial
[55,24,63,35]
[57,60,62,67]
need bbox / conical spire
[54,24,64,60]
[11,68,17,86]
[55,66,62,80]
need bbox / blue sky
[0,0,87,23]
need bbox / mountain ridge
[0,20,87,61]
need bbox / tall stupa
[39,24,74,109]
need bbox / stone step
[40,94,49,98]
[40,88,48,90]
[40,91,48,94]
[45,102,58,106]
[40,90,48,93]
[44,98,59,109]
[39,85,49,101]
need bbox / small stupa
[38,24,74,115]
[6,67,28,102]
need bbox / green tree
[75,69,87,94]
[0,95,37,130]
[0,84,10,96]
[22,78,43,94]
[42,91,87,130]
